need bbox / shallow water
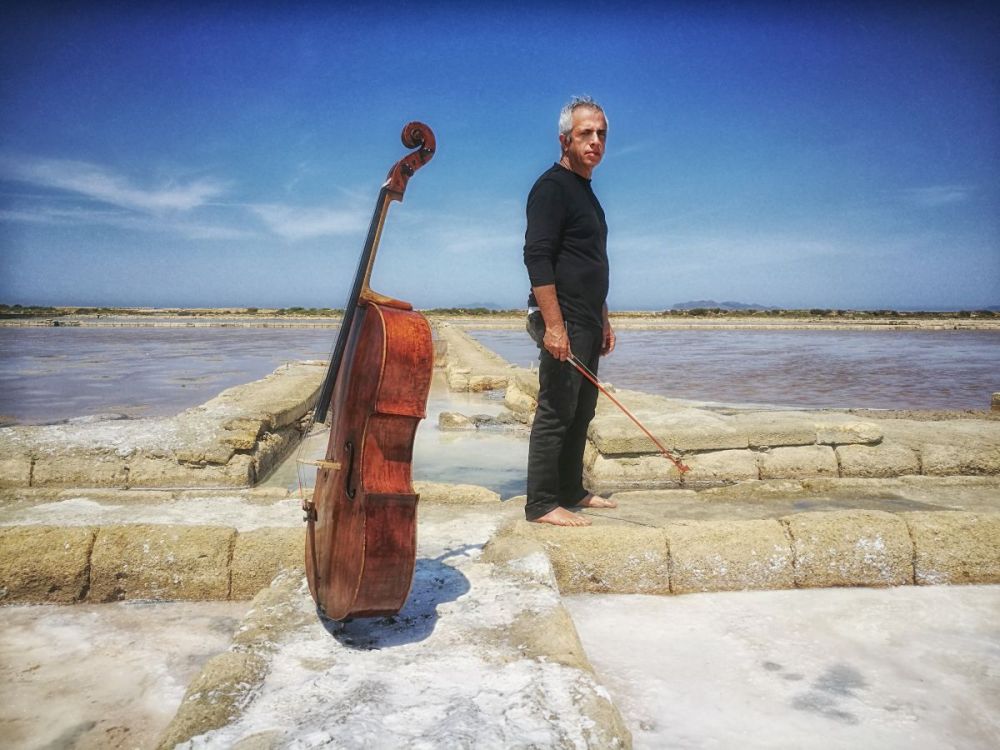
[473,328,1000,410]
[266,374,529,500]
[3,326,998,426]
[0,327,333,424]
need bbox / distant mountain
[671,300,769,310]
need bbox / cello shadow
[319,543,478,649]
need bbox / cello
[304,122,436,621]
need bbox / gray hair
[558,96,607,136]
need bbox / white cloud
[0,203,254,240]
[0,155,226,211]
[900,185,973,208]
[250,203,369,240]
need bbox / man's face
[560,107,607,175]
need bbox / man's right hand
[543,324,570,361]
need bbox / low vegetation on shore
[2,303,998,321]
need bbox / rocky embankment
[436,323,1000,489]
[0,361,325,489]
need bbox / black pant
[525,312,602,521]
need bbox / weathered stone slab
[89,524,235,601]
[126,453,205,487]
[220,417,264,451]
[0,454,32,487]
[32,452,127,488]
[436,325,513,392]
[504,371,538,417]
[175,443,235,466]
[921,443,1000,476]
[445,365,472,391]
[759,445,838,479]
[590,412,748,455]
[126,453,254,488]
[783,510,912,587]
[814,416,882,446]
[585,448,685,488]
[836,443,921,478]
[0,525,95,603]
[252,426,298,482]
[413,481,501,505]
[904,511,1000,585]
[467,374,511,392]
[683,449,759,484]
[0,362,321,490]
[231,528,303,599]
[155,650,268,750]
[666,519,794,593]
[730,413,816,448]
[439,411,475,430]
[504,520,670,594]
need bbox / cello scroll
[384,121,436,197]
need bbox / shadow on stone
[319,544,476,649]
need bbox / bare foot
[574,493,617,509]
[532,506,591,527]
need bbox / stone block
[230,570,311,650]
[666,519,794,593]
[176,443,236,466]
[127,453,197,487]
[224,453,255,485]
[32,452,127,488]
[413,481,500,505]
[439,411,474,430]
[904,511,1000,585]
[231,528,303,599]
[814,417,882,446]
[221,417,264,451]
[590,413,748,455]
[0,454,32,487]
[783,510,912,587]
[89,524,235,601]
[127,453,251,488]
[252,427,297,482]
[155,650,268,750]
[0,525,95,603]
[759,445,838,480]
[584,449,684,488]
[921,444,1000,476]
[504,375,538,416]
[836,442,921,478]
[730,413,816,448]
[445,365,470,391]
[510,521,670,594]
[683,449,759,484]
[467,374,509,392]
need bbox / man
[522,96,617,527]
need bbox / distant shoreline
[1,309,999,331]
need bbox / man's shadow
[318,543,478,650]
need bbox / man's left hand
[601,320,616,356]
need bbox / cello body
[304,122,435,620]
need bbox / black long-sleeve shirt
[523,163,609,330]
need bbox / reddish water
[472,328,1000,411]
[2,326,997,425]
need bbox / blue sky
[1,2,997,310]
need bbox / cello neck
[355,187,411,311]
[313,122,436,423]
